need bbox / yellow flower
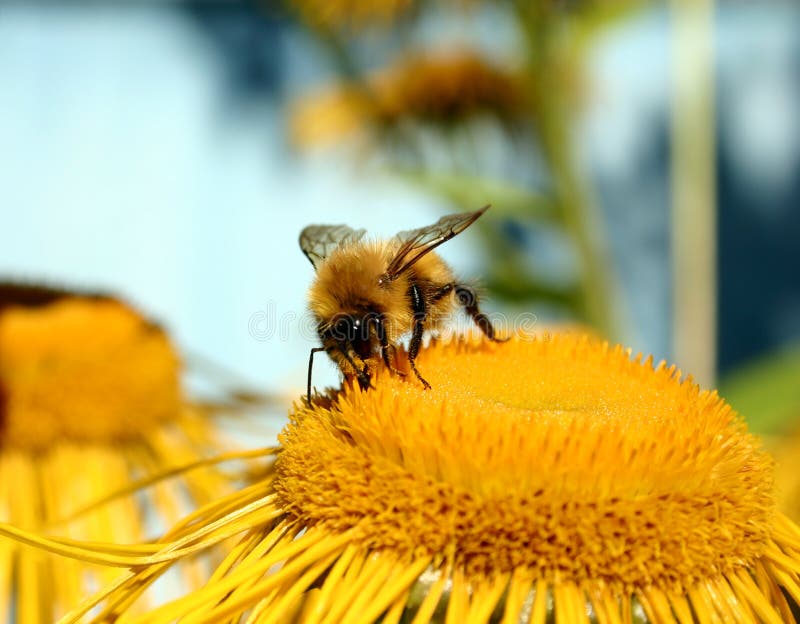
[0,286,179,449]
[291,50,526,148]
[291,0,414,29]
[46,333,800,623]
[0,283,263,622]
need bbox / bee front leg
[408,283,432,389]
[356,369,371,391]
[306,346,327,405]
[338,345,372,391]
[455,285,507,342]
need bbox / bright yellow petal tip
[64,333,800,623]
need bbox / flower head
[0,285,179,449]
[291,50,526,148]
[0,283,259,621]
[279,334,774,590]
[56,333,800,623]
[291,0,414,30]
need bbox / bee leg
[381,343,407,377]
[408,283,432,390]
[430,283,454,302]
[375,314,406,377]
[339,345,371,391]
[356,368,371,391]
[306,347,327,405]
[455,285,507,342]
[386,344,407,377]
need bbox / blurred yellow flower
[0,286,179,449]
[291,50,526,148]
[291,0,414,29]
[0,283,258,622]
[57,333,800,623]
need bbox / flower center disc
[276,334,774,592]
[0,284,181,450]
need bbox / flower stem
[515,3,617,338]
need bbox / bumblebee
[301,206,503,402]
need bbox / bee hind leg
[454,285,507,342]
[408,283,432,389]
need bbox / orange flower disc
[276,334,774,593]
[0,284,181,450]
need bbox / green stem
[538,94,616,338]
[514,1,617,338]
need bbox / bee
[301,205,504,403]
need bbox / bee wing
[385,205,490,279]
[299,224,367,269]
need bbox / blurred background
[1,1,798,434]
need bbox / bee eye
[332,316,358,342]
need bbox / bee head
[320,311,378,362]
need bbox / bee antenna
[307,347,326,406]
